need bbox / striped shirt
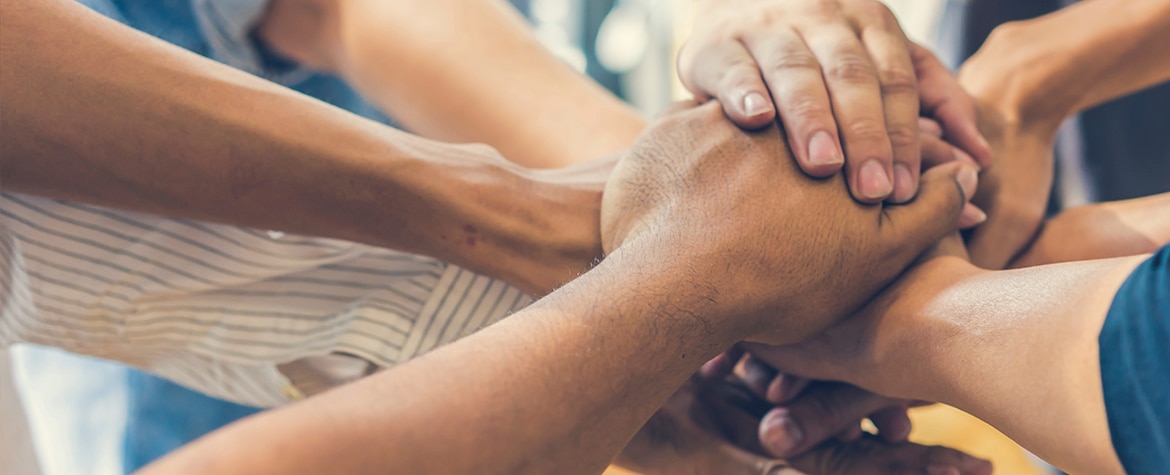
[0,192,530,407]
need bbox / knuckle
[858,1,897,26]
[885,124,919,151]
[844,117,890,144]
[878,65,918,96]
[717,62,763,94]
[826,55,878,84]
[783,97,834,125]
[767,49,821,73]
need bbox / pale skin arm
[256,0,647,169]
[1010,192,1170,268]
[748,253,1148,475]
[0,0,601,294]
[961,0,1170,268]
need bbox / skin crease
[960,0,1170,270]
[137,101,974,475]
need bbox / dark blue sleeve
[1099,245,1170,475]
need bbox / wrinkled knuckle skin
[827,55,878,84]
[782,98,833,129]
[717,63,764,98]
[844,118,889,146]
[885,125,919,152]
[767,50,821,74]
[877,65,918,97]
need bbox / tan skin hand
[617,378,992,475]
[601,101,977,345]
[680,0,991,204]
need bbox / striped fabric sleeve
[0,193,529,407]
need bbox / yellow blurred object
[908,405,1047,475]
[602,405,1046,475]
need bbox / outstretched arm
[961,0,1170,269]
[257,0,646,169]
[748,250,1148,475]
[138,101,975,475]
[0,0,601,294]
[1010,192,1170,267]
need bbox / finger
[789,434,995,475]
[766,374,810,404]
[835,420,864,441]
[742,30,843,177]
[880,161,979,264]
[868,406,912,443]
[683,40,776,129]
[802,26,894,202]
[957,202,988,229]
[700,345,747,379]
[758,383,901,458]
[912,43,992,167]
[918,117,943,137]
[857,7,921,203]
[737,354,779,400]
[919,133,957,169]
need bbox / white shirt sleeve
[0,193,529,407]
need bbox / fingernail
[744,92,770,118]
[807,131,843,167]
[958,204,988,229]
[762,412,804,456]
[858,159,893,200]
[956,166,978,200]
[891,163,916,203]
[926,466,961,475]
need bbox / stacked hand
[617,374,993,475]
[679,0,991,204]
[601,101,978,345]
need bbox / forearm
[1010,192,1170,267]
[977,0,1170,129]
[138,245,737,475]
[259,0,646,169]
[871,256,1147,475]
[0,0,584,292]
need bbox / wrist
[864,256,986,401]
[960,21,1074,138]
[380,146,603,296]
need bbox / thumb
[881,162,978,264]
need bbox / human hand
[501,154,616,295]
[617,377,992,475]
[601,101,978,345]
[702,349,924,459]
[957,23,1066,270]
[737,234,978,400]
[679,0,991,204]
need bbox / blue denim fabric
[1099,245,1170,475]
[68,0,391,471]
[121,372,262,472]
